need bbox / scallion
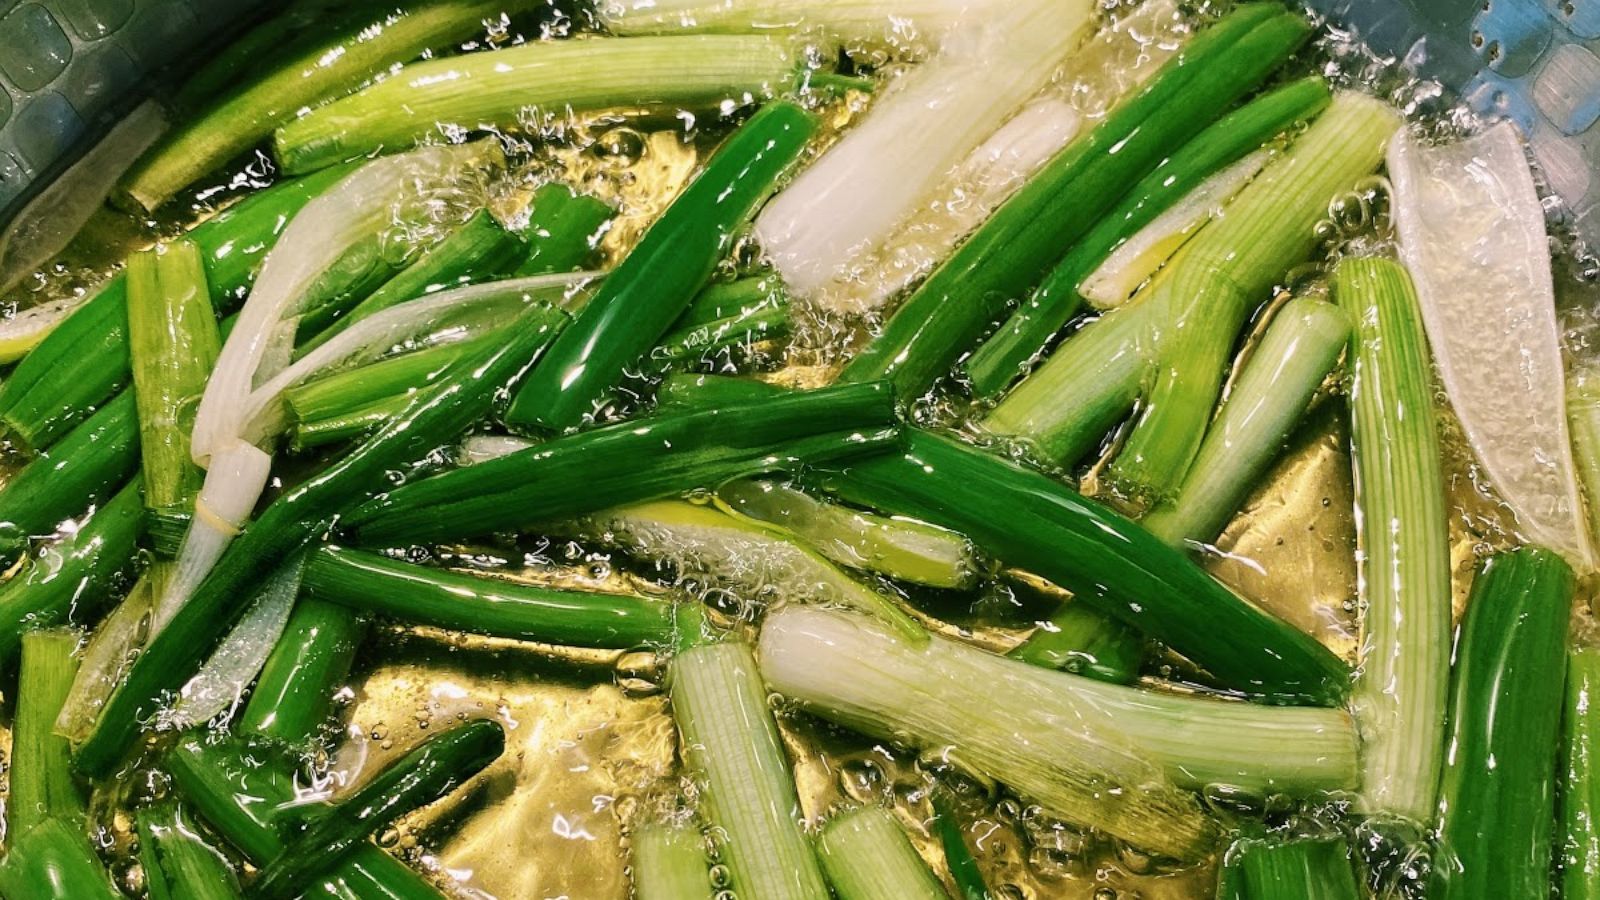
[631,822,712,900]
[301,544,677,649]
[1333,257,1451,825]
[716,478,978,589]
[275,35,801,174]
[817,806,947,900]
[119,0,514,211]
[1431,546,1573,899]
[837,5,1312,400]
[0,479,143,668]
[1142,292,1350,546]
[506,101,816,432]
[136,801,244,900]
[0,819,118,900]
[964,75,1331,397]
[758,605,1217,859]
[252,719,505,900]
[126,239,221,512]
[235,597,363,746]
[671,634,830,899]
[753,0,1096,299]
[1561,645,1600,900]
[349,381,900,548]
[11,630,86,837]
[1103,92,1401,501]
[810,429,1348,703]
[569,499,925,641]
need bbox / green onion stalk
[506,101,817,432]
[568,499,925,641]
[126,238,221,513]
[275,34,801,174]
[300,544,678,649]
[964,75,1332,398]
[1007,598,1143,685]
[512,183,615,277]
[0,479,144,669]
[300,208,528,353]
[762,606,1209,859]
[761,606,1361,860]
[811,429,1348,703]
[348,381,901,548]
[286,283,789,450]
[251,719,505,900]
[715,478,979,590]
[1224,836,1361,900]
[655,372,789,411]
[1103,92,1399,502]
[165,736,450,899]
[631,821,713,900]
[0,391,139,564]
[0,818,119,899]
[930,790,992,900]
[1431,546,1574,899]
[1332,257,1452,826]
[984,93,1399,471]
[836,4,1313,399]
[118,0,517,212]
[234,596,365,746]
[0,164,352,453]
[817,806,947,900]
[1142,292,1350,545]
[10,630,86,838]
[73,304,568,778]
[1561,645,1600,900]
[670,630,830,899]
[136,801,244,900]
[1569,370,1600,550]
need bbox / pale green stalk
[1334,256,1450,824]
[817,807,947,900]
[631,822,713,900]
[670,638,829,900]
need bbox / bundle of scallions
[0,2,1597,899]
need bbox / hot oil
[0,4,1592,899]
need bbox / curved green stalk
[165,736,446,899]
[507,101,816,431]
[837,5,1312,399]
[0,391,139,563]
[252,719,505,900]
[0,479,144,668]
[120,0,512,211]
